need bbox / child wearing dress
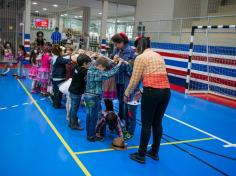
[28,49,40,93]
[37,46,52,96]
[16,45,27,79]
[102,61,117,111]
[1,42,15,76]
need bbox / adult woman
[32,31,46,48]
[124,37,171,164]
[111,32,135,121]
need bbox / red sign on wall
[34,18,48,28]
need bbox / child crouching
[96,111,123,141]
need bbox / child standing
[123,60,141,140]
[51,45,72,109]
[28,49,40,93]
[16,45,27,79]
[84,56,123,142]
[69,54,92,130]
[124,83,142,140]
[37,46,52,96]
[1,42,15,76]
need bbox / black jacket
[52,56,71,80]
[69,66,88,95]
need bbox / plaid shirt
[111,44,136,84]
[85,64,121,96]
[125,49,170,96]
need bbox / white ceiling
[31,0,136,20]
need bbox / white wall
[135,0,175,22]
[134,0,175,40]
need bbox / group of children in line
[1,36,141,147]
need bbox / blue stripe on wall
[101,39,106,44]
[149,42,236,56]
[25,48,30,52]
[192,63,236,77]
[189,81,208,90]
[190,80,236,97]
[168,75,186,87]
[165,59,188,69]
[210,85,236,97]
[24,34,30,40]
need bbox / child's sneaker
[95,136,104,142]
[123,130,128,135]
[81,100,86,107]
[124,132,134,140]
[87,136,96,142]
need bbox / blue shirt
[111,44,136,84]
[51,31,62,44]
[85,64,121,96]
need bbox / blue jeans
[127,104,138,135]
[116,84,128,121]
[52,80,64,107]
[84,94,101,138]
[69,93,82,121]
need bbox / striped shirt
[125,49,170,96]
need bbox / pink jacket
[41,53,51,69]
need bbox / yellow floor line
[17,79,91,176]
[74,137,214,155]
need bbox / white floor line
[164,113,234,147]
[0,107,7,110]
[11,105,19,108]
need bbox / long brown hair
[134,37,151,54]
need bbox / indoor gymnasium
[0,0,236,176]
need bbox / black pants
[116,84,128,120]
[52,80,64,107]
[138,87,171,156]
[104,99,114,111]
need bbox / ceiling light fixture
[52,4,58,7]
[79,16,83,18]
[98,12,102,15]
[32,2,38,5]
[35,10,39,13]
[43,8,47,11]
